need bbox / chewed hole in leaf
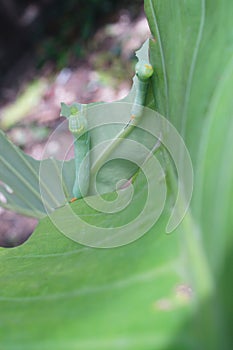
[175,284,193,303]
[4,184,13,194]
[0,192,7,204]
[153,298,173,311]
[0,182,14,203]
[0,181,14,197]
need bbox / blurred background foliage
[0,0,149,247]
[0,0,147,127]
[0,0,149,130]
[0,0,142,80]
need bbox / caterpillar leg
[124,114,136,129]
[69,197,78,203]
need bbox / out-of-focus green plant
[36,0,142,69]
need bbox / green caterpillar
[126,60,154,127]
[61,60,154,200]
[61,103,90,200]
[91,60,154,174]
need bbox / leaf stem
[90,121,137,177]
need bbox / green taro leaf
[145,0,233,347]
[1,0,233,349]
[0,130,75,217]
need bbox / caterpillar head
[60,102,88,136]
[135,61,154,81]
